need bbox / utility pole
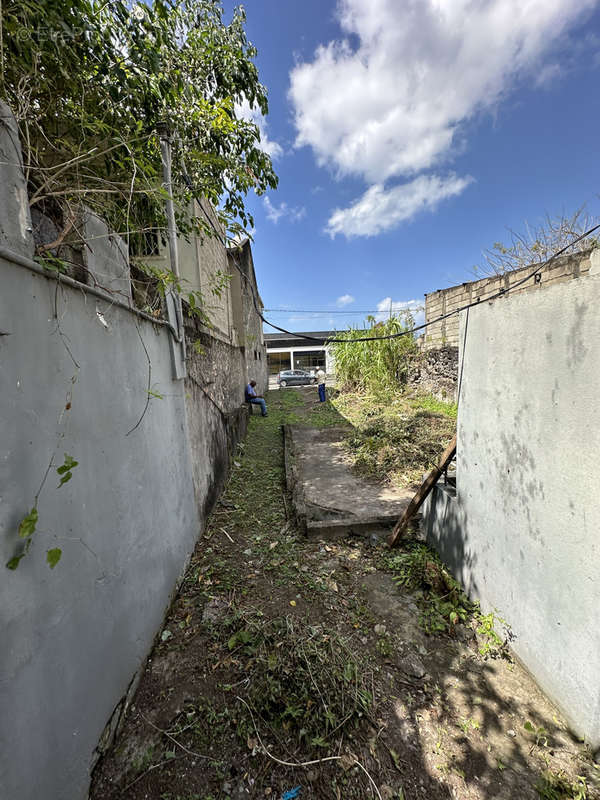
[157,121,186,380]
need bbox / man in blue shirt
[245,380,267,416]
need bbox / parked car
[276,369,317,387]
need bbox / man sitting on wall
[245,380,267,417]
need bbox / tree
[473,208,599,276]
[1,0,277,247]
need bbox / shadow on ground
[90,388,598,800]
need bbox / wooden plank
[388,434,457,547]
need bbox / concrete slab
[284,424,414,538]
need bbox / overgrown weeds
[384,543,474,634]
[536,770,589,800]
[383,541,511,657]
[329,313,418,392]
[330,389,456,487]
[217,609,374,751]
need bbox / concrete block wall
[424,250,593,349]
[422,270,600,747]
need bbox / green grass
[408,395,458,419]
[326,388,456,487]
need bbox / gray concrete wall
[0,257,199,800]
[422,271,600,746]
[0,106,264,800]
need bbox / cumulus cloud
[375,297,424,325]
[236,99,283,159]
[290,0,594,235]
[264,196,306,224]
[326,174,473,238]
[290,0,593,182]
[336,293,355,306]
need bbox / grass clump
[219,609,373,750]
[536,771,588,799]
[408,394,458,419]
[385,543,474,634]
[337,390,456,487]
[384,542,512,658]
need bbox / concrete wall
[424,250,594,349]
[142,198,235,343]
[0,256,199,800]
[0,106,265,800]
[422,264,600,746]
[227,239,268,392]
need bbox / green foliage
[2,0,277,242]
[7,454,78,570]
[329,313,418,392]
[409,395,458,419]
[525,720,549,749]
[56,454,79,487]
[46,548,62,569]
[6,507,38,569]
[476,612,506,658]
[386,543,474,635]
[18,507,38,539]
[535,770,588,800]
[6,552,27,570]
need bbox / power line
[174,153,600,345]
[264,308,411,314]
[259,224,600,344]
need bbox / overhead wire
[174,155,600,345]
[257,222,600,343]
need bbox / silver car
[276,369,317,387]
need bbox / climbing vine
[1,0,278,250]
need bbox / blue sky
[224,0,600,332]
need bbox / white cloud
[326,173,473,238]
[290,0,595,236]
[236,99,283,159]
[290,0,594,183]
[264,196,306,224]
[336,293,355,306]
[375,297,424,325]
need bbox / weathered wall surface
[422,266,600,746]
[407,345,459,401]
[424,250,594,349]
[0,257,200,800]
[0,107,265,800]
[228,239,268,393]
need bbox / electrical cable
[175,155,600,345]
[265,308,404,314]
[258,223,600,343]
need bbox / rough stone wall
[407,346,459,401]
[0,106,263,800]
[424,250,594,349]
[422,266,600,747]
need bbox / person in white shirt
[316,366,326,402]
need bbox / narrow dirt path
[91,389,598,800]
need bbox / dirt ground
[90,388,599,800]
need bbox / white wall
[423,266,600,746]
